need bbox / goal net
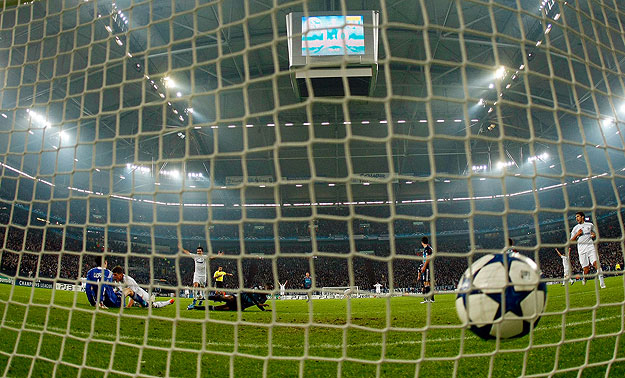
[321,286,360,298]
[1,0,625,376]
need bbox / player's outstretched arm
[209,251,224,260]
[555,248,563,257]
[179,242,191,255]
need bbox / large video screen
[301,15,365,56]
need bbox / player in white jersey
[555,248,574,285]
[111,266,175,308]
[570,211,605,288]
[279,280,288,297]
[180,243,223,309]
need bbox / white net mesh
[1,0,625,376]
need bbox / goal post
[1,0,625,377]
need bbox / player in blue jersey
[85,257,122,309]
[417,236,435,303]
[303,272,313,302]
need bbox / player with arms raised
[555,247,574,286]
[570,211,605,288]
[418,236,435,303]
[180,243,222,310]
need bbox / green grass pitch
[1,276,624,377]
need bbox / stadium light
[496,161,515,169]
[163,76,175,88]
[527,153,549,163]
[28,110,51,128]
[601,118,614,127]
[495,66,506,80]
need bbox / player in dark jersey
[417,236,435,303]
[191,289,270,311]
[303,272,312,302]
[85,257,122,309]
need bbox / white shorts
[578,249,597,268]
[563,265,570,277]
[193,274,207,287]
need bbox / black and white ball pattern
[456,253,547,340]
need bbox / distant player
[213,266,233,295]
[374,282,382,294]
[180,243,222,310]
[203,290,270,311]
[570,211,605,288]
[417,236,435,303]
[303,272,312,302]
[555,248,574,285]
[85,257,121,309]
[279,280,288,297]
[111,266,175,308]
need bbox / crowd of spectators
[1,199,624,292]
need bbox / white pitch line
[2,314,621,350]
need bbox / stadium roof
[1,0,625,205]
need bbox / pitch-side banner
[226,176,274,185]
[351,173,399,184]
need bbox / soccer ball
[456,253,547,340]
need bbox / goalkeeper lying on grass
[192,288,270,311]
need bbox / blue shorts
[86,284,122,308]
